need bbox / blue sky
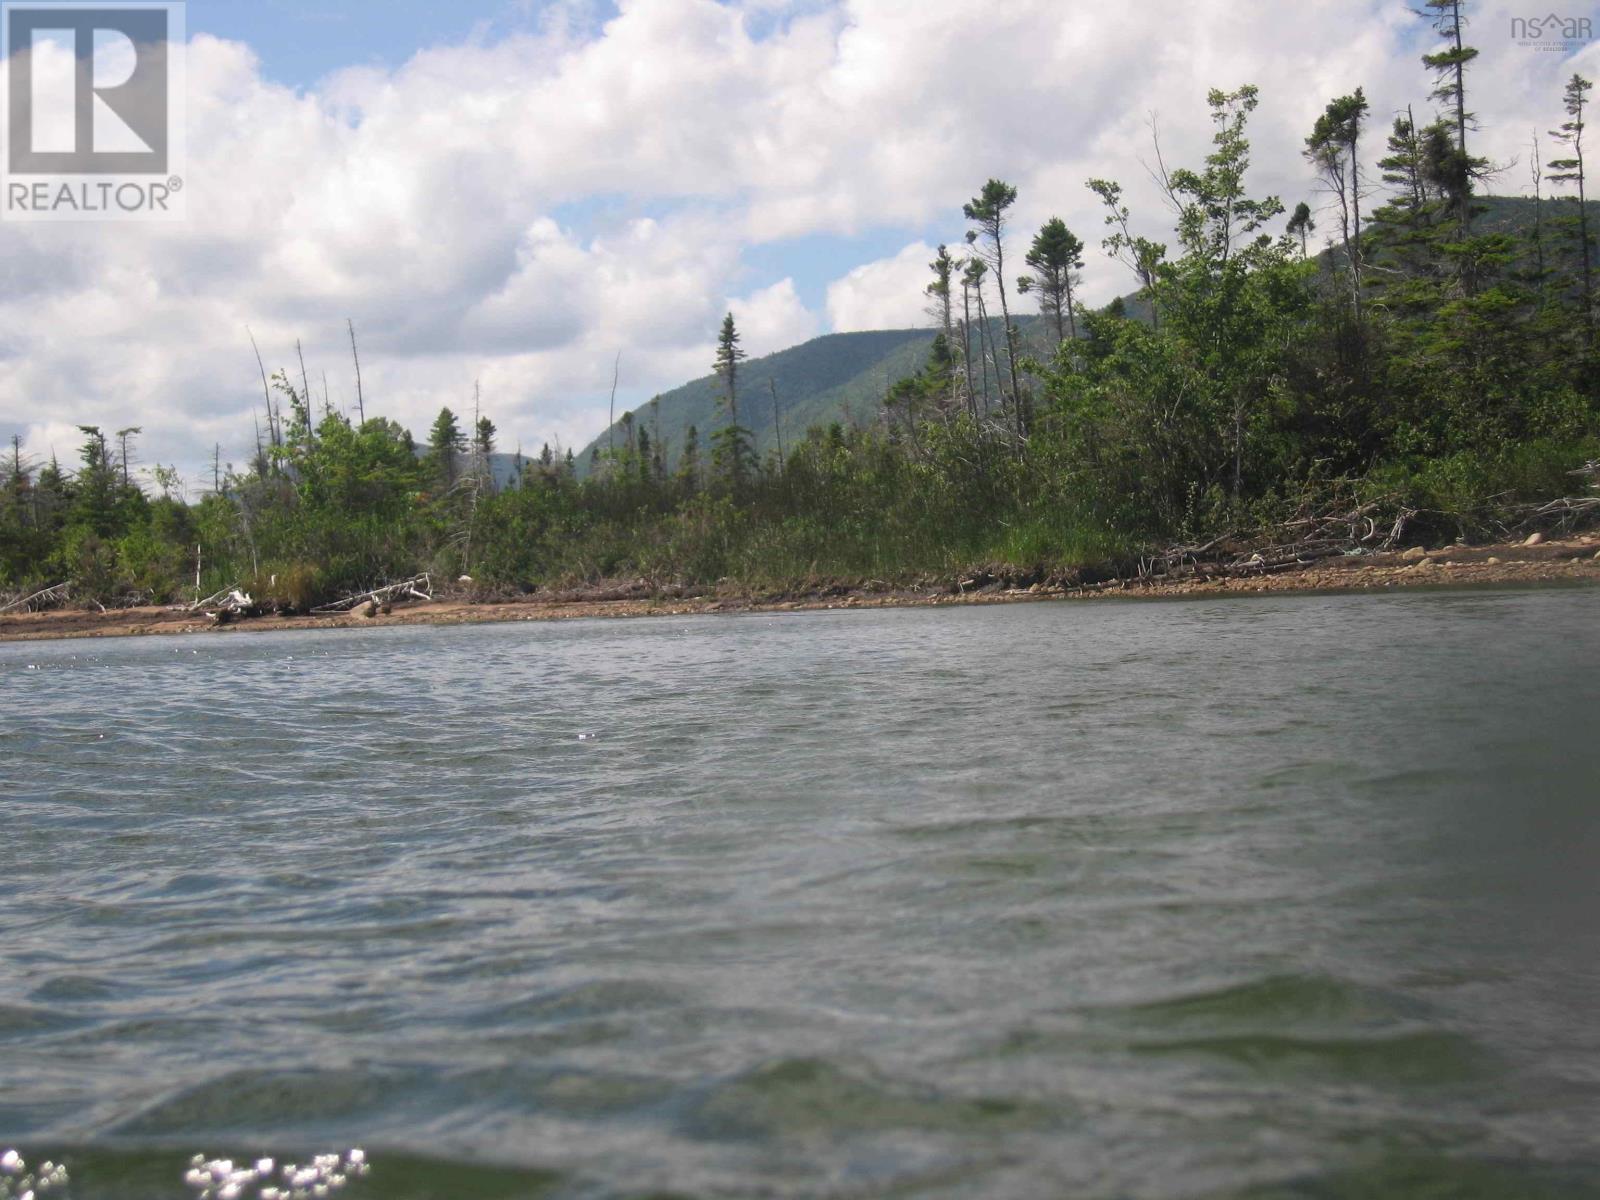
[192,0,606,89]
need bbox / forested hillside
[576,328,937,472]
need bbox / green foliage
[1018,218,1085,343]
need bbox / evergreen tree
[1305,88,1370,315]
[710,313,755,488]
[636,426,653,482]
[964,179,1026,429]
[1017,218,1086,344]
[428,407,466,487]
[71,426,122,537]
[1420,0,1486,230]
[962,256,996,412]
[678,424,702,492]
[926,245,961,408]
[1287,201,1315,258]
[1548,74,1594,342]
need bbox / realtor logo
[2,2,186,221]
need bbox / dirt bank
[3,535,1597,644]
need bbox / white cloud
[0,0,1591,479]
[730,277,822,356]
[825,241,936,332]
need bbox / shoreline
[3,536,1597,644]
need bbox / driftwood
[0,581,72,615]
[311,574,433,615]
[192,589,257,625]
[1514,494,1600,535]
[182,585,250,613]
[1146,495,1414,580]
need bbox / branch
[0,581,72,615]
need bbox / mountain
[576,328,935,472]
[576,319,1068,471]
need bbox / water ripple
[2,594,1599,1197]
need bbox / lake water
[3,588,1599,1199]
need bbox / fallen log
[183,585,245,612]
[0,581,72,615]
[1520,495,1600,531]
[311,574,433,615]
[1145,495,1416,582]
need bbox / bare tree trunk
[247,329,279,453]
[348,319,366,425]
[960,285,976,417]
[1578,133,1595,342]
[770,379,785,467]
[607,352,622,470]
[297,340,314,441]
[1350,132,1364,321]
[973,288,994,415]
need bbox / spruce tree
[710,313,754,489]
[1287,202,1315,258]
[1305,89,1370,316]
[1549,74,1594,342]
[964,180,1026,430]
[1017,218,1085,344]
[428,407,465,487]
[1420,0,1486,231]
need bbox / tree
[964,179,1027,431]
[1305,88,1370,315]
[636,426,654,482]
[428,407,466,487]
[475,416,497,460]
[1549,74,1594,341]
[1420,0,1486,230]
[956,254,978,413]
[711,313,755,488]
[962,256,996,413]
[1287,201,1315,258]
[1088,177,1168,321]
[115,427,142,488]
[678,424,702,492]
[1,435,35,538]
[713,313,746,421]
[926,245,961,409]
[1373,110,1434,231]
[925,244,955,339]
[70,426,128,539]
[1017,218,1086,344]
[1163,84,1292,500]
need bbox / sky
[1,0,1596,488]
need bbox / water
[3,588,1599,1199]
